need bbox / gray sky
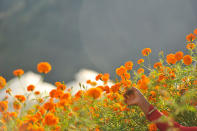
[0,0,197,83]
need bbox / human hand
[124,87,150,115]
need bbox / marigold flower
[55,82,62,87]
[13,101,21,110]
[125,61,133,70]
[111,83,121,93]
[142,48,151,56]
[116,66,126,76]
[0,101,8,112]
[194,28,197,35]
[43,102,55,111]
[86,88,102,99]
[186,33,196,42]
[34,91,40,95]
[57,84,66,91]
[101,73,110,84]
[137,59,144,64]
[137,68,144,74]
[175,51,184,61]
[75,90,84,98]
[183,55,192,65]
[60,92,71,100]
[86,80,91,84]
[153,62,162,69]
[137,75,150,90]
[44,113,59,126]
[37,62,52,74]
[27,84,35,91]
[15,95,26,103]
[0,76,6,89]
[148,123,157,131]
[95,74,102,81]
[186,43,196,50]
[166,54,177,64]
[13,69,24,77]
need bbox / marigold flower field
[0,29,197,131]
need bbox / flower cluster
[0,28,197,131]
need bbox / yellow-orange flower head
[183,55,192,65]
[86,88,102,99]
[37,62,52,74]
[142,48,152,56]
[125,61,133,70]
[166,54,177,64]
[13,69,24,77]
[175,51,184,61]
[0,76,6,89]
[186,33,196,42]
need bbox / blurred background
[0,0,197,83]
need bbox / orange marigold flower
[137,59,144,64]
[43,102,55,111]
[75,90,84,98]
[15,95,26,103]
[60,92,71,100]
[27,84,35,91]
[37,62,52,74]
[137,68,144,74]
[194,28,197,35]
[13,101,21,110]
[13,69,24,77]
[148,123,157,131]
[0,101,8,112]
[186,43,196,50]
[0,76,6,89]
[95,74,102,81]
[86,80,91,84]
[57,84,66,91]
[50,89,57,98]
[44,113,59,126]
[55,82,62,87]
[111,83,121,93]
[186,33,196,42]
[183,55,192,65]
[153,62,162,69]
[101,73,110,83]
[86,88,102,99]
[166,54,177,64]
[137,75,150,90]
[90,81,97,86]
[150,91,156,97]
[34,91,40,95]
[116,66,126,76]
[142,48,151,56]
[175,51,184,61]
[125,61,133,70]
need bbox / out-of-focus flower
[44,113,59,126]
[183,55,192,65]
[0,76,6,89]
[116,66,126,76]
[137,59,144,64]
[37,62,52,74]
[186,43,196,50]
[15,95,26,103]
[0,101,8,112]
[175,51,184,61]
[27,85,35,91]
[125,61,133,70]
[13,69,24,77]
[166,54,177,64]
[86,88,102,99]
[186,33,196,42]
[142,48,151,56]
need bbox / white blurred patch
[66,69,114,95]
[0,71,55,111]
